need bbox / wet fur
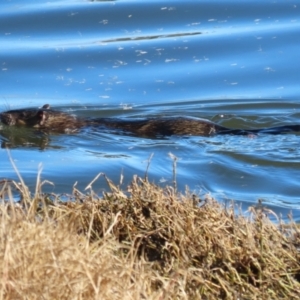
[1,104,300,137]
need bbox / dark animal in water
[1,104,300,137]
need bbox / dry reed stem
[0,174,299,299]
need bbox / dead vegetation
[0,172,300,299]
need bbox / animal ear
[37,110,47,125]
[42,104,50,109]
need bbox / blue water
[1,0,300,221]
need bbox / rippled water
[1,0,300,220]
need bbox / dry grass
[0,173,299,299]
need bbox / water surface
[1,0,300,220]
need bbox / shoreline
[1,174,299,299]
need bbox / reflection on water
[102,31,202,43]
[0,126,52,150]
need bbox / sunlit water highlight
[1,0,300,221]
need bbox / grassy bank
[0,174,300,299]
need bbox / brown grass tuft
[0,174,299,299]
